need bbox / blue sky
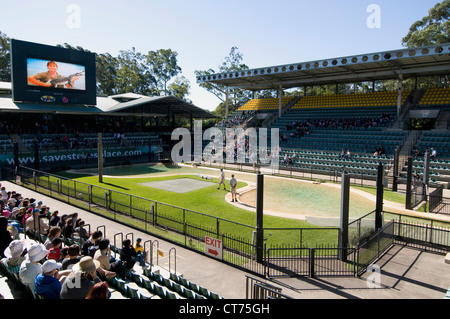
[0,0,442,110]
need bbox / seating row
[292,90,411,109]
[237,97,295,111]
[2,224,223,300]
[419,88,450,106]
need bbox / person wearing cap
[19,243,48,296]
[10,207,20,219]
[1,240,26,274]
[7,198,16,211]
[34,259,72,299]
[34,259,64,299]
[60,256,107,299]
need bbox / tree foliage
[147,49,182,96]
[195,46,252,117]
[402,0,450,47]
[0,31,10,82]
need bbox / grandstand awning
[197,43,450,91]
[105,94,217,118]
[0,83,217,119]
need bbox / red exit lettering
[206,236,222,249]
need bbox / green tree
[402,0,450,47]
[195,46,251,117]
[116,47,155,95]
[167,75,191,102]
[96,52,119,95]
[0,31,11,82]
[147,49,182,96]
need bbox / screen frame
[11,39,96,106]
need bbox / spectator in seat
[94,239,125,278]
[430,147,437,158]
[44,226,62,250]
[120,239,145,270]
[60,256,106,299]
[34,259,65,299]
[61,244,82,270]
[19,243,48,297]
[82,230,103,256]
[1,240,26,274]
[25,209,49,234]
[86,281,109,299]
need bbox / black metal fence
[3,165,450,279]
[265,245,357,278]
[3,165,269,275]
[429,184,450,215]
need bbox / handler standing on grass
[217,169,226,190]
[229,175,237,202]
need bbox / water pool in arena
[72,163,376,220]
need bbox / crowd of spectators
[0,183,147,299]
[218,111,256,128]
[283,113,392,141]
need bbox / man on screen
[27,61,80,89]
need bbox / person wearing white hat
[1,240,25,274]
[34,259,64,299]
[19,243,48,296]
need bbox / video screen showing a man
[27,58,86,90]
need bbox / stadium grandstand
[0,81,216,171]
[198,42,450,186]
[2,39,450,302]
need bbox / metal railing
[5,165,450,280]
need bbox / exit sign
[205,236,223,260]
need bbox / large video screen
[27,58,86,90]
[11,39,96,106]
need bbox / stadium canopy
[197,43,450,117]
[197,43,450,91]
[0,83,216,119]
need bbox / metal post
[405,157,413,210]
[423,150,430,198]
[34,139,39,171]
[278,86,283,117]
[13,142,18,170]
[98,132,103,183]
[397,75,403,116]
[255,173,264,263]
[310,248,315,278]
[392,148,399,191]
[375,162,384,230]
[225,88,229,119]
[339,172,350,261]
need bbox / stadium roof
[197,43,450,91]
[0,83,216,118]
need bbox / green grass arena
[41,162,407,249]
